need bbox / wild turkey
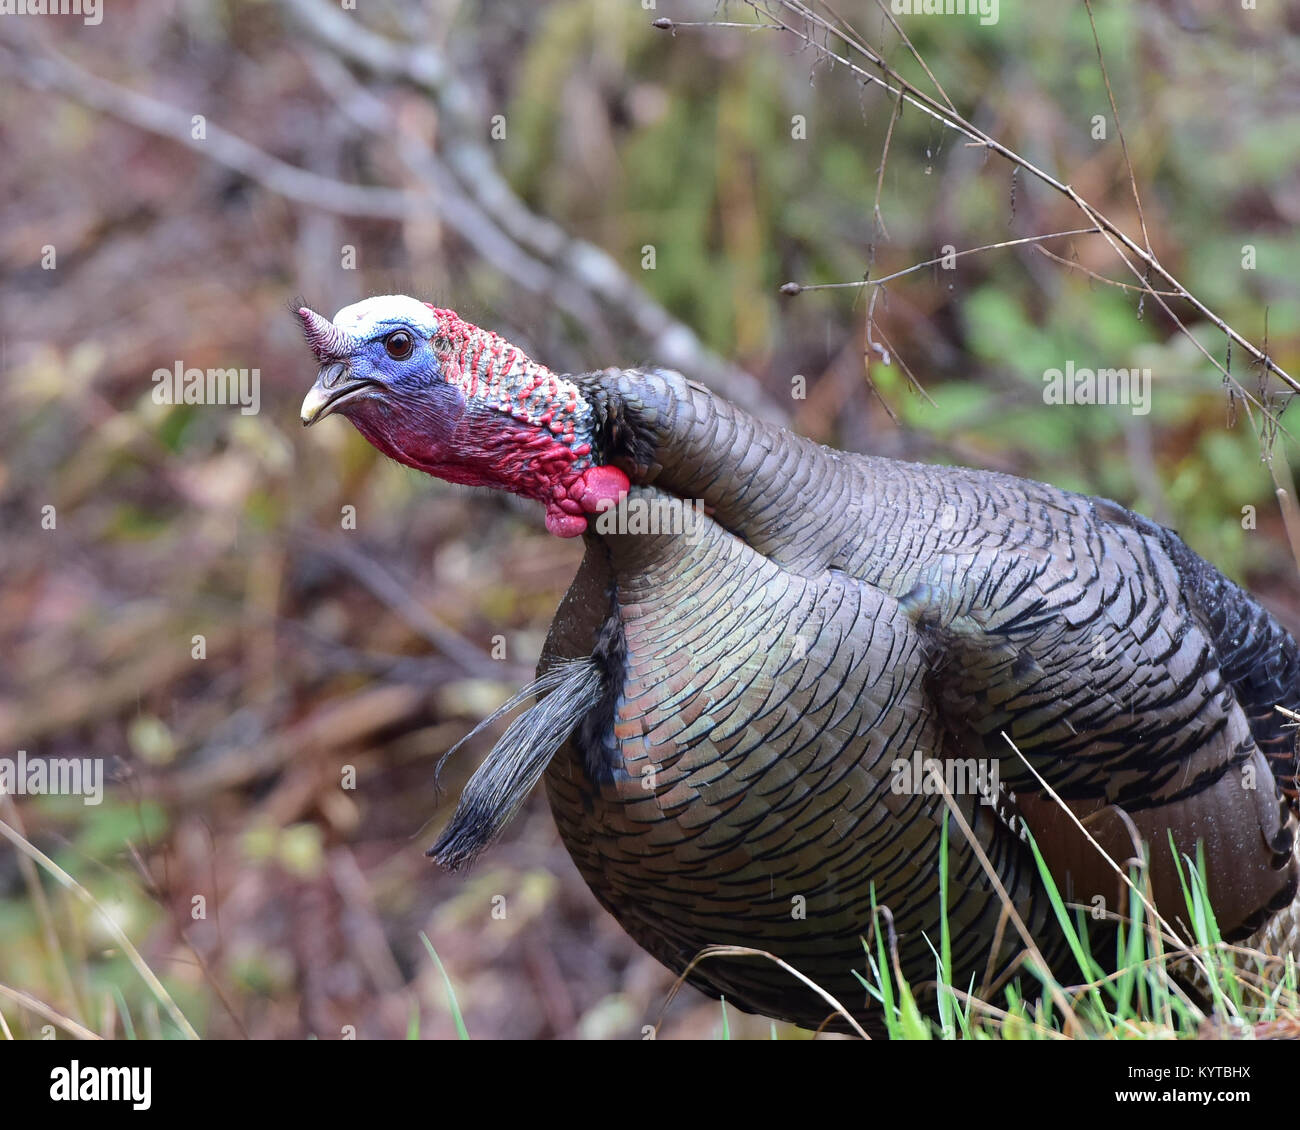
[299,295,1300,1033]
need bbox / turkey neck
[582,367,874,570]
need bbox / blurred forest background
[0,0,1297,1040]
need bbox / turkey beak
[301,362,374,426]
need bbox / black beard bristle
[429,658,603,870]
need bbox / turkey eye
[384,330,414,360]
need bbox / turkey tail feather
[430,658,602,870]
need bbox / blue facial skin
[345,320,436,389]
[318,320,471,469]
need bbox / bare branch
[732,0,1298,401]
[282,0,785,419]
[3,12,784,421]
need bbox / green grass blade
[419,931,469,1040]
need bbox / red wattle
[574,465,630,514]
[542,465,629,538]
[545,507,590,538]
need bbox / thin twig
[865,0,956,114]
[785,228,1103,292]
[666,944,871,1039]
[730,0,1298,401]
[1083,0,1153,255]
[1034,244,1182,297]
